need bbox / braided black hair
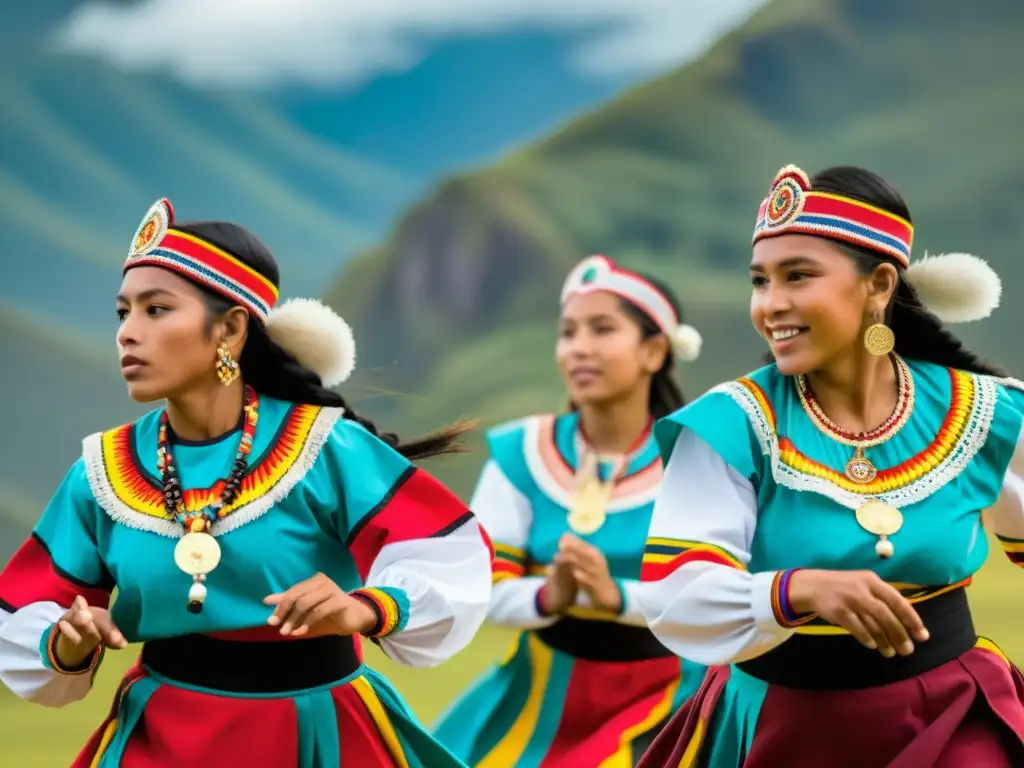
[808,166,1003,376]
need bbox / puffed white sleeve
[638,429,800,666]
[0,459,115,707]
[471,461,558,630]
[333,422,493,668]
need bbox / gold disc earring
[863,312,895,356]
[215,343,240,385]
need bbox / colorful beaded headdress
[123,199,357,386]
[752,165,914,268]
[125,199,280,321]
[561,255,702,361]
[750,165,1003,324]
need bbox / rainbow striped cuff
[493,543,527,584]
[996,534,1024,566]
[351,587,409,638]
[40,622,104,676]
[770,569,816,629]
[640,537,745,582]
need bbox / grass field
[1,538,1020,764]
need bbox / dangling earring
[215,343,240,385]
[863,311,895,356]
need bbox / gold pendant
[845,446,877,484]
[568,477,609,534]
[855,499,903,559]
[568,454,612,534]
[174,531,222,576]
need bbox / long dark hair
[175,221,474,461]
[619,272,687,419]
[762,166,1003,377]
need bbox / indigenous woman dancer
[434,255,706,766]
[0,199,493,768]
[638,165,1024,768]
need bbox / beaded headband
[124,199,280,321]
[561,255,702,361]
[752,165,914,268]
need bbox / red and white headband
[561,255,702,361]
[751,166,1002,323]
[124,199,357,386]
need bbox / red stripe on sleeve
[346,468,476,581]
[0,535,112,612]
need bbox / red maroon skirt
[639,641,1024,768]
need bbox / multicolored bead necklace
[796,355,914,484]
[159,385,259,613]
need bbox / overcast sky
[54,0,771,89]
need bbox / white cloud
[54,0,769,89]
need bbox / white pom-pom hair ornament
[904,252,1002,324]
[264,298,356,387]
[670,324,703,362]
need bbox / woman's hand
[264,573,377,637]
[539,560,578,615]
[54,595,127,670]
[787,569,929,657]
[555,534,622,613]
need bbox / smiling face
[750,234,897,376]
[115,266,247,402]
[556,291,667,408]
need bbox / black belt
[142,633,361,694]
[535,617,674,661]
[737,587,976,690]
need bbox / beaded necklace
[159,385,259,613]
[795,356,914,559]
[796,355,914,484]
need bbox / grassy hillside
[325,0,1024,468]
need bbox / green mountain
[7,0,1024,554]
[324,0,1024,496]
[0,53,417,331]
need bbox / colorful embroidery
[770,569,815,628]
[100,404,321,520]
[493,543,527,583]
[84,405,343,537]
[351,587,404,638]
[640,537,745,582]
[523,415,662,513]
[716,367,995,510]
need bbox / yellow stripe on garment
[679,716,708,768]
[89,718,119,768]
[600,676,682,767]
[477,633,553,768]
[975,636,1010,665]
[351,676,411,768]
